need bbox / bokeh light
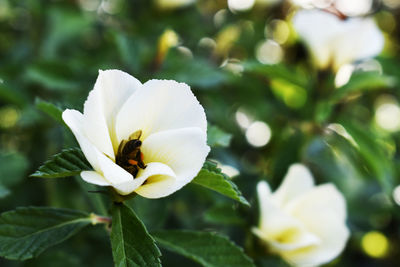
[335,64,355,87]
[255,39,283,64]
[0,106,19,129]
[361,231,389,258]
[383,0,400,9]
[245,121,272,147]
[221,58,244,76]
[392,185,400,206]
[267,20,291,45]
[219,164,240,177]
[375,96,400,132]
[228,0,255,12]
[235,109,252,129]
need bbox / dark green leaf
[204,204,244,225]
[332,71,396,102]
[340,121,394,194]
[153,230,254,267]
[159,52,229,89]
[192,161,249,206]
[207,125,232,148]
[35,98,64,123]
[0,207,92,260]
[0,83,27,107]
[243,61,308,88]
[110,203,161,267]
[31,148,91,178]
[26,61,80,91]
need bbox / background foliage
[0,0,400,266]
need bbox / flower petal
[114,162,176,195]
[115,79,207,142]
[333,18,384,70]
[283,184,350,267]
[94,150,134,194]
[273,164,315,207]
[140,127,210,197]
[81,171,110,186]
[293,10,342,68]
[83,70,142,159]
[62,109,101,171]
[135,168,177,198]
[255,182,320,252]
[293,10,383,70]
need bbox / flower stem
[90,213,112,226]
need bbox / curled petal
[134,174,176,198]
[140,127,210,197]
[95,151,134,194]
[115,162,176,195]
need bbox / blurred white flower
[293,10,384,71]
[291,0,373,15]
[291,0,334,9]
[335,0,373,17]
[253,164,350,267]
[63,70,209,197]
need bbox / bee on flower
[63,70,210,197]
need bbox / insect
[116,130,147,178]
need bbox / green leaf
[0,83,27,107]
[26,61,80,91]
[153,230,254,267]
[332,71,396,102]
[339,121,394,194]
[31,148,91,178]
[35,98,64,124]
[110,203,161,267]
[204,204,244,225]
[159,51,229,89]
[0,207,92,260]
[192,161,249,206]
[207,125,232,148]
[243,61,308,88]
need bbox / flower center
[116,130,147,178]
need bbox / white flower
[62,70,210,198]
[253,164,350,267]
[291,0,334,9]
[293,10,384,71]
